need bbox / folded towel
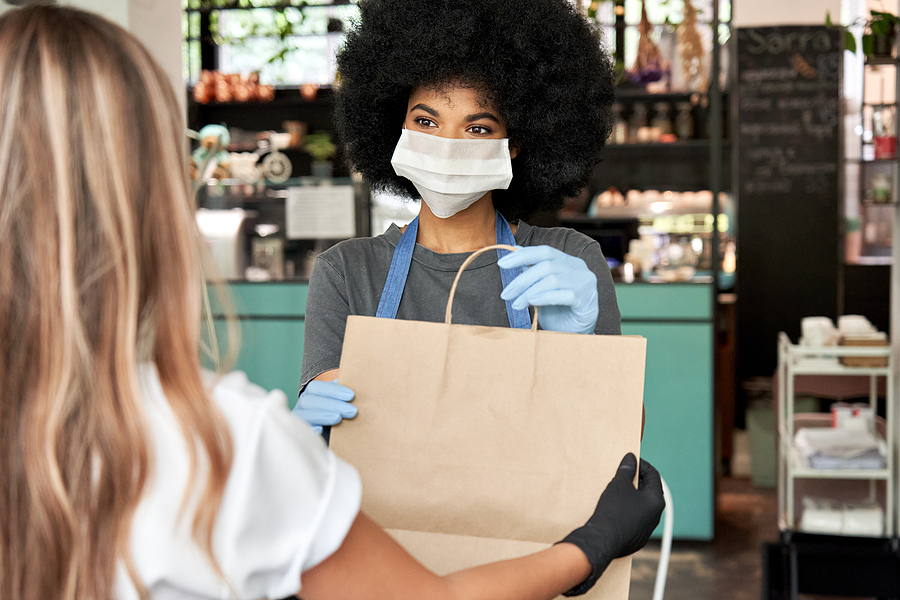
[794,428,886,469]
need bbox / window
[183,1,360,86]
[590,0,731,86]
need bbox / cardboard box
[839,334,888,368]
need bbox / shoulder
[315,227,400,275]
[516,221,601,257]
[134,365,361,599]
[201,370,349,489]
[140,365,346,488]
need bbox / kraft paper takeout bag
[330,245,646,600]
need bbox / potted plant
[830,9,900,57]
[304,132,336,178]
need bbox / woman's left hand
[498,245,598,335]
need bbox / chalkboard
[737,27,841,197]
[735,26,842,382]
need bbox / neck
[415,195,500,253]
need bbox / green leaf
[871,18,891,36]
[825,11,833,27]
[845,30,857,53]
[863,33,875,55]
[872,10,900,24]
[268,46,290,63]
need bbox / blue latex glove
[292,380,357,434]
[498,245,599,335]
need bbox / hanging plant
[678,0,707,91]
[626,0,669,84]
[203,0,309,67]
[827,9,900,57]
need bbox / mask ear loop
[445,245,538,333]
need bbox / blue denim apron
[375,210,532,329]
[320,211,531,443]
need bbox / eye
[467,125,494,136]
[413,117,437,129]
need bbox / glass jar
[873,105,897,159]
[651,102,673,136]
[628,103,648,143]
[871,172,892,204]
[674,102,694,139]
[656,235,698,282]
[610,102,627,145]
[248,224,285,281]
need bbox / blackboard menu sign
[735,26,842,379]
[737,27,841,197]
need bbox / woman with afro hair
[293,0,623,433]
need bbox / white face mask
[390,129,513,219]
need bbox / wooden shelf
[846,158,897,164]
[189,86,335,109]
[606,139,721,148]
[791,466,890,480]
[614,88,730,101]
[184,1,353,14]
[865,56,900,66]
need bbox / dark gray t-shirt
[300,221,621,388]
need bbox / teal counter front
[617,282,714,541]
[209,279,714,540]
[205,282,309,403]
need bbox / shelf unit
[776,332,894,537]
[763,24,900,598]
[844,52,899,266]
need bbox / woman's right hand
[292,380,357,434]
[558,453,665,596]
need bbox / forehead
[407,81,498,113]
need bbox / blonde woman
[0,6,663,600]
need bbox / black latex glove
[559,453,665,596]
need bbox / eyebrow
[410,103,439,117]
[409,104,501,124]
[465,112,500,124]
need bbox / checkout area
[198,176,726,541]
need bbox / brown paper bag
[330,245,646,599]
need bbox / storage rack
[844,54,899,267]
[764,23,900,597]
[776,332,894,537]
[839,33,899,339]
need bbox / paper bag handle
[445,244,539,332]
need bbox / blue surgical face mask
[390,129,513,218]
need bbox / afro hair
[334,0,616,222]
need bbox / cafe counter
[208,279,714,540]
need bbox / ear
[509,143,520,160]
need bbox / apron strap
[375,216,418,319]
[495,213,532,329]
[375,211,532,329]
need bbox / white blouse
[115,365,361,600]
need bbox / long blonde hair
[0,6,233,599]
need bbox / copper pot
[300,83,320,101]
[193,83,210,104]
[257,84,275,102]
